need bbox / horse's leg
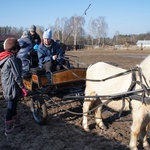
[129,110,142,150]
[94,99,106,130]
[82,98,91,131]
[139,122,150,150]
[82,91,96,131]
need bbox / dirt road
[0,49,150,150]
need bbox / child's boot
[12,114,21,127]
[5,120,14,135]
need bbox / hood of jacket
[0,51,13,67]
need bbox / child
[17,31,32,77]
[0,37,27,135]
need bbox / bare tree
[88,17,97,47]
[10,27,19,36]
[95,17,108,47]
[60,17,68,43]
[115,30,120,44]
[54,18,60,40]
[68,15,85,49]
[36,25,45,40]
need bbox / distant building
[136,40,150,48]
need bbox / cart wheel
[30,95,48,125]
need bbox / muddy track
[0,49,150,150]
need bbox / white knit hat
[43,29,52,39]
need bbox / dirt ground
[0,48,150,150]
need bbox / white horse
[82,55,150,150]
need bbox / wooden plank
[40,76,49,85]
[52,68,86,85]
[32,74,48,87]
[23,78,32,91]
[32,74,39,84]
[30,68,86,88]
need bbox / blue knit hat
[43,29,52,39]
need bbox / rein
[58,57,150,101]
[57,57,139,82]
[62,64,150,117]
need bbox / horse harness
[118,66,150,117]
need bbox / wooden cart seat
[30,67,46,75]
[30,67,49,88]
[22,73,32,79]
[23,67,48,91]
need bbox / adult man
[29,25,41,67]
[37,29,65,84]
[29,25,41,47]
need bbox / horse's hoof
[83,127,90,132]
[143,146,150,150]
[128,146,138,150]
[95,124,107,131]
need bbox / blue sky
[1,0,150,38]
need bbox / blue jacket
[17,37,32,58]
[17,37,32,76]
[37,40,64,68]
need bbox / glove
[22,88,27,97]
[33,44,39,51]
[52,55,57,60]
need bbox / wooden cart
[23,54,87,125]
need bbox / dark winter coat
[17,37,32,58]
[29,32,41,47]
[17,37,32,76]
[0,51,24,100]
[37,40,64,68]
